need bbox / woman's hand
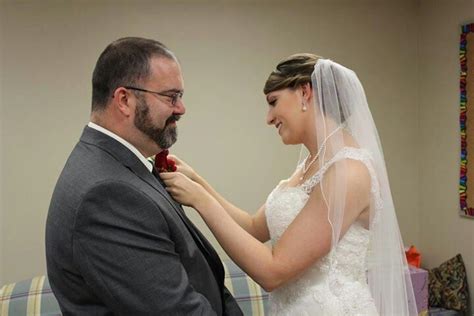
[160,172,211,208]
[167,155,199,182]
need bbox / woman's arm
[161,159,370,292]
[170,155,270,242]
[196,174,270,242]
[191,182,333,292]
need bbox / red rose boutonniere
[154,149,177,172]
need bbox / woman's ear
[301,83,312,102]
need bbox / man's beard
[134,96,180,150]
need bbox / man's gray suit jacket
[45,126,243,315]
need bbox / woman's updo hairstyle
[263,53,321,95]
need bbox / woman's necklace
[300,126,343,181]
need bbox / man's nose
[174,99,186,115]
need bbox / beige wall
[0,0,419,290]
[0,2,4,286]
[418,0,474,310]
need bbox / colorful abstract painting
[459,23,474,218]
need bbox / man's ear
[112,87,133,117]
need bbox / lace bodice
[264,147,379,315]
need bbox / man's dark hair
[91,37,175,111]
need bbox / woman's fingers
[167,154,183,165]
[168,154,178,161]
[160,171,179,181]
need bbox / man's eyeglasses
[124,86,183,107]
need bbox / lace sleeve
[300,148,383,222]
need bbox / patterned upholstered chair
[0,260,268,315]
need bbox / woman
[161,54,417,315]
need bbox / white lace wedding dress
[265,147,380,315]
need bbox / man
[45,37,242,315]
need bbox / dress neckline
[278,146,366,192]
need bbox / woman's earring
[302,101,307,112]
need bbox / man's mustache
[166,115,181,125]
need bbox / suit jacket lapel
[80,126,225,287]
[117,152,225,284]
[151,170,225,285]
